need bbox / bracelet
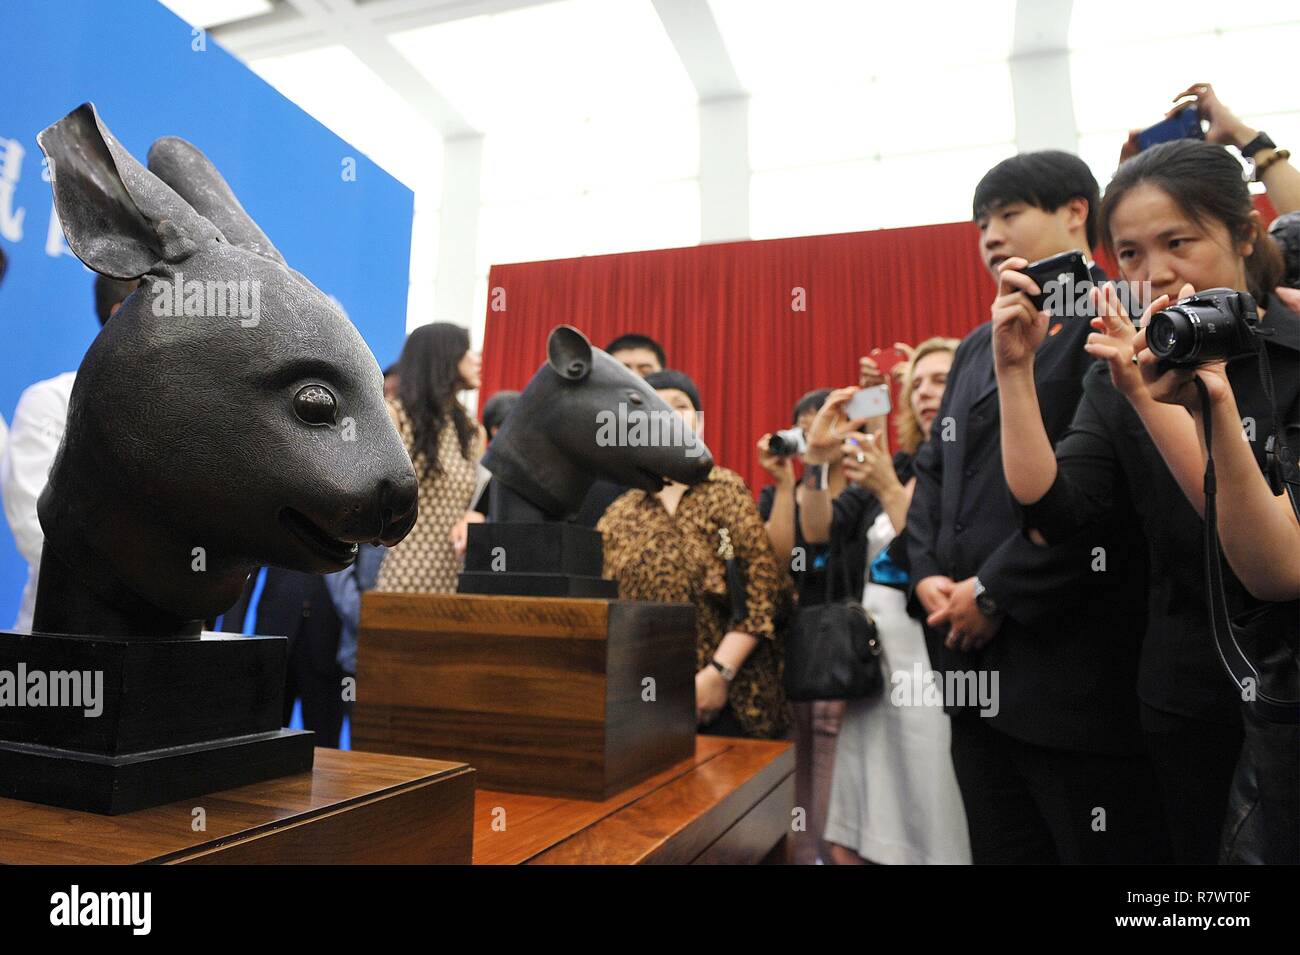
[710,658,737,682]
[802,462,828,491]
[1254,148,1291,181]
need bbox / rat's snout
[375,470,419,546]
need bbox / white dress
[824,510,972,864]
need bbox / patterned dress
[375,399,481,595]
[598,467,792,739]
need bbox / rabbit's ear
[147,136,285,266]
[547,324,593,381]
[37,103,222,280]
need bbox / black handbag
[782,533,883,702]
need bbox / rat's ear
[148,136,285,266]
[37,103,221,279]
[547,325,593,381]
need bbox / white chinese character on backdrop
[0,135,27,242]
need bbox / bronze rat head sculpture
[483,325,713,520]
[32,103,417,639]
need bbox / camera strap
[1197,375,1300,723]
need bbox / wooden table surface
[0,748,473,865]
[474,735,794,864]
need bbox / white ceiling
[156,0,1300,333]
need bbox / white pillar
[1009,0,1078,154]
[431,134,484,329]
[699,94,750,242]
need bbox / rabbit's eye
[294,384,337,425]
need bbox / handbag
[782,530,883,702]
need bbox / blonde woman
[803,338,970,864]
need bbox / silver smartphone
[846,384,891,420]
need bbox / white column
[699,94,750,243]
[431,134,484,329]
[1009,0,1078,154]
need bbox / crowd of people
[1,83,1296,865]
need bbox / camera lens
[1146,289,1257,367]
[1148,309,1194,361]
[769,427,806,457]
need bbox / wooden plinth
[475,736,794,865]
[353,593,696,800]
[0,748,475,864]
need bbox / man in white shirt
[1,274,138,631]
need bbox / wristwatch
[802,462,829,491]
[972,577,1000,618]
[1240,131,1276,159]
[710,658,737,682]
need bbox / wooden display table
[0,748,474,864]
[474,736,794,864]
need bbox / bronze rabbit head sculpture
[32,103,417,639]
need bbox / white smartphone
[846,384,891,420]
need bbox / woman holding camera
[993,139,1300,863]
[802,338,971,865]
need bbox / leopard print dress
[375,399,481,595]
[598,467,792,739]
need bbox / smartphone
[846,384,891,421]
[1022,250,1092,313]
[1137,105,1205,153]
[868,345,910,377]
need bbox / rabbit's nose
[376,472,418,546]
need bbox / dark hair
[792,388,831,426]
[973,150,1101,249]
[395,322,477,478]
[644,369,701,411]
[1269,211,1300,289]
[1100,139,1284,306]
[481,390,520,436]
[94,274,138,326]
[0,244,7,288]
[604,333,666,369]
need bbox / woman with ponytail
[992,138,1300,863]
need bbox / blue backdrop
[0,0,415,628]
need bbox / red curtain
[480,222,995,498]
[479,198,1280,500]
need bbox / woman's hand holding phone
[804,386,870,466]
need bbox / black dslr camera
[1146,288,1261,368]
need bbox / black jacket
[1021,296,1300,726]
[905,269,1151,755]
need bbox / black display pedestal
[0,630,313,815]
[458,522,618,598]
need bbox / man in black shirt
[905,151,1168,864]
